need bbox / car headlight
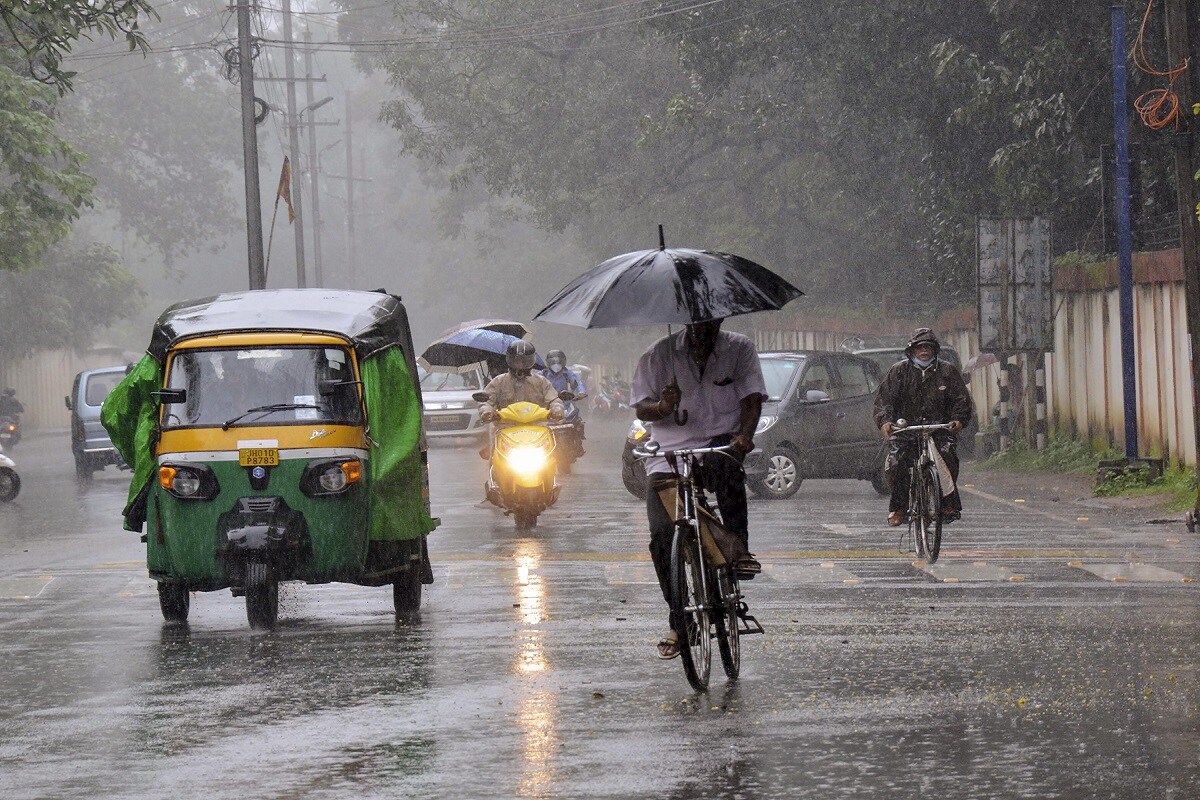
[302,458,363,496]
[755,415,778,434]
[158,464,219,500]
[505,445,548,477]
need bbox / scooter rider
[478,341,565,458]
[0,388,23,418]
[540,349,587,455]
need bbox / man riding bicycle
[872,327,973,527]
[632,318,765,660]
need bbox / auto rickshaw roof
[147,289,411,362]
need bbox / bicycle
[888,420,956,563]
[634,442,764,691]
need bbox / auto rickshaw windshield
[161,345,363,428]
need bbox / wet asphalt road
[1,421,1198,799]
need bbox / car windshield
[161,346,362,428]
[418,367,483,392]
[84,372,125,407]
[759,356,802,402]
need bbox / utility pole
[1164,0,1200,530]
[1112,5,1140,460]
[303,31,325,286]
[345,94,357,286]
[236,0,265,289]
[281,0,306,288]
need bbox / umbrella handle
[674,408,688,425]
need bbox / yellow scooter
[473,392,573,530]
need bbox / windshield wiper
[222,403,323,430]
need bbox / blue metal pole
[1112,4,1139,459]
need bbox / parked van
[67,365,129,480]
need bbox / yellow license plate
[239,447,279,467]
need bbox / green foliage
[0,0,155,93]
[977,435,1119,474]
[1094,465,1198,511]
[336,0,1174,310]
[0,240,144,359]
[0,65,95,271]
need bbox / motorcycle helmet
[506,340,537,377]
[546,349,566,373]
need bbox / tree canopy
[337,0,1178,310]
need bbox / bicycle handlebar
[891,422,956,433]
[631,442,736,461]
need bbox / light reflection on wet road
[0,424,1198,798]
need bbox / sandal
[887,511,903,527]
[656,632,680,660]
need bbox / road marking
[117,577,157,597]
[0,576,54,600]
[764,561,858,583]
[604,563,659,585]
[1073,563,1191,583]
[820,523,856,536]
[917,561,1026,582]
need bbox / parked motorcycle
[0,448,19,502]
[0,416,20,450]
[474,391,572,530]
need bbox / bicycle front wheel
[919,465,943,563]
[713,567,740,679]
[670,525,712,691]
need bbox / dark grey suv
[621,350,888,500]
[67,365,129,480]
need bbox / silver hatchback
[419,366,488,440]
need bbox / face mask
[550,363,563,373]
[912,356,934,368]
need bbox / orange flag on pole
[277,156,296,223]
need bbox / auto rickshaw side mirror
[152,388,187,404]
[471,392,491,403]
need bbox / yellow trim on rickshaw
[159,425,368,454]
[168,332,352,349]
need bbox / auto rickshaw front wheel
[245,562,279,629]
[393,569,422,615]
[157,582,189,623]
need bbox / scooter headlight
[158,464,218,500]
[505,445,548,478]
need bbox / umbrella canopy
[435,318,531,341]
[532,244,803,329]
[419,328,545,376]
[965,352,1001,373]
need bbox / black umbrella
[533,226,803,423]
[532,226,803,329]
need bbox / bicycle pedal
[738,613,765,636]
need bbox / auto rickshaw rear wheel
[393,570,422,615]
[157,582,189,623]
[245,562,279,629]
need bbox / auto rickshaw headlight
[302,458,362,496]
[159,464,218,500]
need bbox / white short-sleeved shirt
[631,329,767,475]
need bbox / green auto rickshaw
[102,289,438,628]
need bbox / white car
[419,366,489,440]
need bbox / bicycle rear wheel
[670,525,711,691]
[919,465,943,563]
[713,567,740,679]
